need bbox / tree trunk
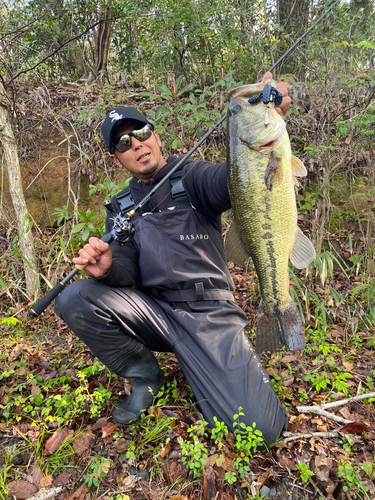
[95,6,112,80]
[277,0,310,78]
[0,81,37,300]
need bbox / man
[55,73,291,444]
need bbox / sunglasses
[113,123,153,153]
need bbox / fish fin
[290,227,316,269]
[224,221,250,265]
[291,156,307,177]
[264,151,282,191]
[256,300,306,353]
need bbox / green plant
[211,416,228,445]
[0,449,13,500]
[13,425,78,476]
[89,177,131,201]
[85,455,111,488]
[296,462,314,483]
[179,434,208,478]
[71,209,105,242]
[338,458,375,499]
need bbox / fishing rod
[29,0,340,317]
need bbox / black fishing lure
[248,85,283,107]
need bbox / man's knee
[55,279,94,321]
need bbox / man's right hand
[73,236,112,278]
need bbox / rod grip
[29,282,65,317]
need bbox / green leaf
[71,223,86,233]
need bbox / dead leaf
[255,469,271,491]
[340,421,370,435]
[343,362,353,371]
[26,464,44,488]
[220,493,235,500]
[120,475,137,491]
[282,375,295,387]
[44,429,67,456]
[115,438,132,453]
[203,465,218,500]
[167,460,187,482]
[53,473,71,486]
[31,385,40,398]
[92,417,107,430]
[7,480,38,499]
[39,475,53,488]
[9,346,22,362]
[63,482,88,500]
[169,496,190,500]
[158,441,171,458]
[73,431,94,455]
[101,421,118,438]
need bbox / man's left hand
[262,71,291,120]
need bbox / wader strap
[114,167,190,216]
[148,283,235,302]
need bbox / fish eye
[230,105,242,115]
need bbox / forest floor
[1,222,374,500]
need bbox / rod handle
[29,282,66,317]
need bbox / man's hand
[73,237,112,278]
[262,71,291,120]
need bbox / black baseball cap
[101,107,154,153]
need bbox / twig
[297,392,375,412]
[291,481,314,495]
[296,407,351,424]
[308,478,327,500]
[281,430,340,443]
[24,486,63,500]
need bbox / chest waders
[55,165,288,440]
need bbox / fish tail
[255,301,305,353]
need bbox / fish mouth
[260,139,277,148]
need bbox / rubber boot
[110,344,166,425]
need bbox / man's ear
[110,154,123,168]
[153,130,162,148]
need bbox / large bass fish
[225,79,316,353]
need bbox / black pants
[55,279,288,443]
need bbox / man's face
[110,120,166,181]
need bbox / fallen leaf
[255,469,271,491]
[9,346,22,362]
[115,438,132,453]
[63,482,88,500]
[53,473,72,486]
[167,460,187,482]
[39,475,53,488]
[343,362,353,371]
[340,421,370,435]
[92,417,107,430]
[7,480,38,499]
[220,493,235,500]
[31,385,40,398]
[26,464,44,488]
[73,431,94,455]
[203,465,218,500]
[283,375,295,387]
[44,429,67,456]
[120,475,137,490]
[101,421,118,438]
